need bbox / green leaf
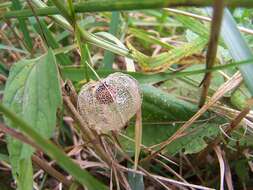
[128,171,145,190]
[121,85,223,155]
[61,58,253,84]
[220,9,253,96]
[29,17,72,65]
[11,0,33,51]
[3,49,62,190]
[0,153,9,162]
[175,14,209,39]
[129,28,174,50]
[0,44,28,54]
[128,36,207,72]
[103,11,121,69]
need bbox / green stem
[0,103,108,190]
[50,0,73,24]
[3,0,253,19]
[61,59,253,83]
[75,26,90,82]
[67,0,75,22]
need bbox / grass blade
[103,11,121,69]
[11,0,33,51]
[61,59,253,84]
[29,17,72,65]
[127,36,207,72]
[220,9,253,95]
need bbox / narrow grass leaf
[4,0,253,19]
[127,37,207,72]
[103,11,121,69]
[11,0,33,51]
[61,59,253,84]
[175,14,225,47]
[29,17,72,65]
[129,28,174,50]
[0,44,28,54]
[220,9,253,96]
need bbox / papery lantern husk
[77,72,142,133]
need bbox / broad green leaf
[3,49,62,190]
[122,85,223,155]
[161,64,225,98]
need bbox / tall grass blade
[11,0,33,51]
[29,17,72,65]
[103,11,121,69]
[220,9,253,96]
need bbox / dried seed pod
[77,72,142,133]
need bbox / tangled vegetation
[0,1,253,190]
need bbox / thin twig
[0,30,21,60]
[223,152,234,190]
[198,105,250,160]
[154,158,194,190]
[0,123,41,150]
[182,154,205,185]
[213,146,225,190]
[32,155,73,187]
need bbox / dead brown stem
[197,105,250,160]
[199,0,225,107]
[32,155,73,187]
